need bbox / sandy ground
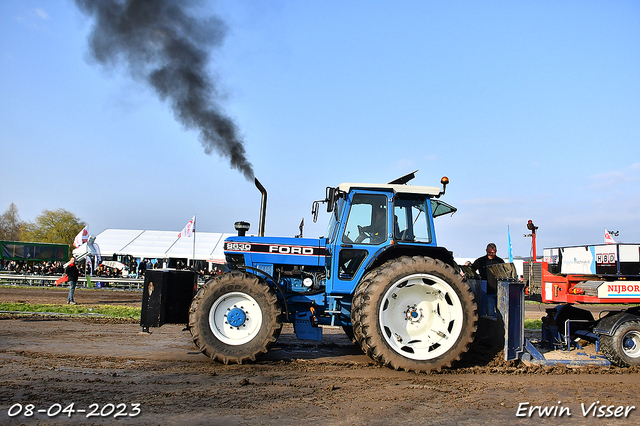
[0,285,619,319]
[1,285,640,425]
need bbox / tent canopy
[73,229,234,263]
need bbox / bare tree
[0,203,24,241]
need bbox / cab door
[327,190,391,294]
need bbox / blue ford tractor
[188,172,478,372]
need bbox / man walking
[65,257,79,305]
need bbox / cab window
[393,197,431,243]
[342,194,387,245]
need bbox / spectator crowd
[1,260,65,275]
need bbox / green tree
[0,203,24,241]
[22,209,86,253]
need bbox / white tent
[73,229,234,264]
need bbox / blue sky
[1,1,639,259]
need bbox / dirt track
[1,286,640,425]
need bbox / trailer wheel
[189,272,282,364]
[599,320,640,367]
[352,256,477,373]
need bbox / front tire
[189,272,282,364]
[352,256,477,373]
[599,320,640,367]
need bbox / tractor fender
[363,244,457,274]
[594,312,640,336]
[234,265,290,321]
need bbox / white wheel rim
[209,292,263,346]
[379,273,464,361]
[622,330,640,358]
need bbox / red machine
[523,221,640,367]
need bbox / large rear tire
[189,272,282,364]
[352,256,477,373]
[599,320,640,367]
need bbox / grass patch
[0,302,140,319]
[524,319,542,330]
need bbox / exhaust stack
[255,178,267,237]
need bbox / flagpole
[508,226,513,264]
[192,215,196,269]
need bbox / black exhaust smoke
[75,0,254,180]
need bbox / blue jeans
[68,280,77,303]
[486,294,497,317]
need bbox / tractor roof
[336,183,441,196]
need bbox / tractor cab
[317,174,458,295]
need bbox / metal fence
[0,273,144,291]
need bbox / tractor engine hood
[224,236,327,267]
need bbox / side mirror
[312,201,320,223]
[326,187,336,212]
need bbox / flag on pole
[507,226,513,263]
[73,226,89,248]
[605,228,616,244]
[178,215,196,238]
